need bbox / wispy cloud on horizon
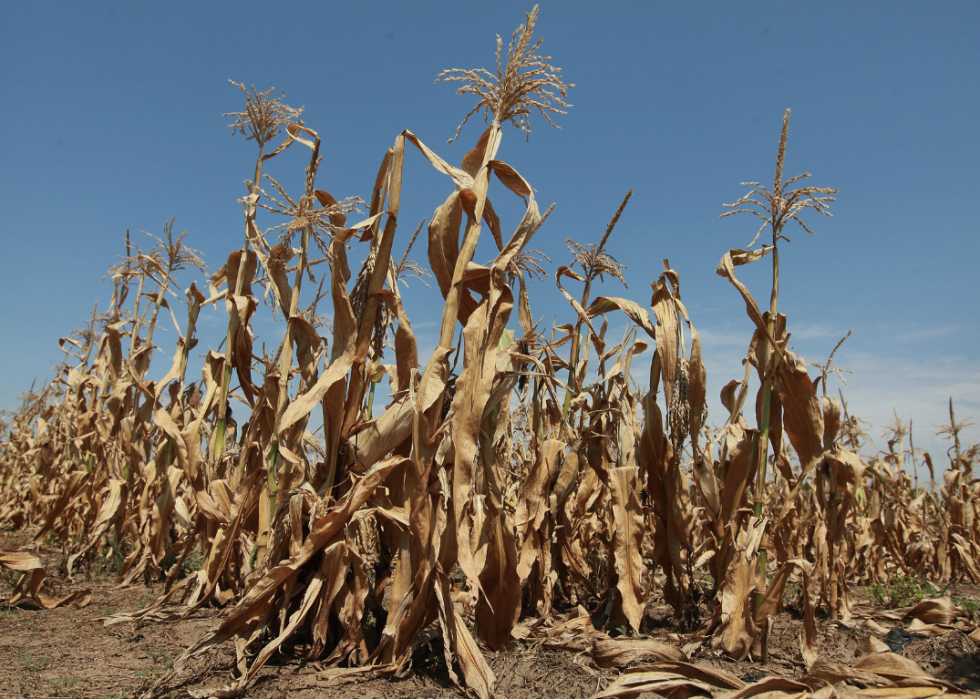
[789,323,842,341]
[888,323,963,345]
[831,351,980,452]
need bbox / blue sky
[1,1,977,464]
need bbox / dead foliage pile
[1,7,978,699]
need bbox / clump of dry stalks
[2,8,979,699]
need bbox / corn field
[2,9,978,699]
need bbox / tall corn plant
[710,109,836,659]
[419,0,569,656]
[560,190,631,416]
[936,401,980,582]
[212,83,303,470]
[257,125,362,546]
[582,261,707,630]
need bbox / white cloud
[891,323,963,344]
[789,323,841,340]
[696,325,749,349]
[831,351,980,459]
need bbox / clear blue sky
[1,1,977,462]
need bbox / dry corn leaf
[626,660,745,690]
[805,659,890,687]
[516,439,564,582]
[723,676,812,699]
[854,636,894,657]
[210,250,257,299]
[773,349,824,479]
[585,296,657,338]
[712,551,757,660]
[591,637,687,668]
[904,597,967,625]
[609,466,646,632]
[837,688,946,699]
[853,652,931,681]
[436,569,496,699]
[1,551,91,609]
[715,247,778,348]
[590,671,714,699]
[33,471,89,543]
